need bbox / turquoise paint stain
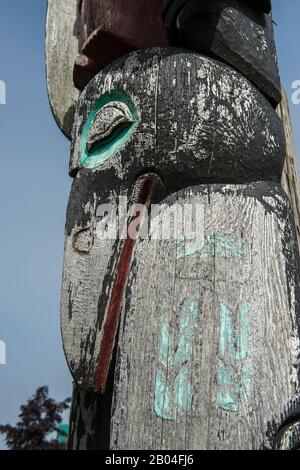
[177,231,250,263]
[218,305,238,413]
[218,377,238,414]
[176,298,199,361]
[174,368,193,415]
[80,91,137,169]
[218,393,238,413]
[155,298,199,421]
[218,303,252,414]
[218,366,233,386]
[217,367,238,413]
[155,372,173,421]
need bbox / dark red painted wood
[95,176,158,394]
[74,0,169,90]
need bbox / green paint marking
[177,231,250,262]
[154,371,173,421]
[218,366,233,386]
[218,390,238,414]
[80,91,138,169]
[176,297,199,363]
[218,305,238,413]
[218,303,252,414]
[155,298,199,421]
[236,304,251,361]
[217,367,238,413]
[174,367,193,415]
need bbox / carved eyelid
[86,101,134,152]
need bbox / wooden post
[68,384,112,450]
[278,91,300,252]
[111,182,300,450]
[46,0,300,450]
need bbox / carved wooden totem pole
[46,0,300,450]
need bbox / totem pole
[46,1,300,450]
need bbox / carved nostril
[72,228,94,255]
[131,172,166,206]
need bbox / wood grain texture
[68,384,112,450]
[79,0,168,48]
[62,50,285,393]
[62,50,300,450]
[71,49,285,181]
[46,0,80,139]
[278,90,300,253]
[111,183,300,450]
[61,170,164,391]
[61,173,121,391]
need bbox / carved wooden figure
[63,50,285,391]
[163,0,281,106]
[46,0,300,450]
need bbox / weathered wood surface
[278,90,300,253]
[43,0,300,452]
[68,384,112,450]
[61,50,285,394]
[74,0,169,90]
[70,49,284,179]
[79,0,167,47]
[46,0,80,139]
[46,0,282,138]
[163,0,281,106]
[111,183,300,450]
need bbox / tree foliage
[0,386,70,450]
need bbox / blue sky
[0,0,299,450]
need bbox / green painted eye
[87,102,134,153]
[80,92,137,169]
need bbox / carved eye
[80,97,137,169]
[87,102,134,153]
